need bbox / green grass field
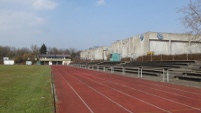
[0,65,53,113]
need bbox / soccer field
[0,65,53,113]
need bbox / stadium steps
[72,60,201,83]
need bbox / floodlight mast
[103,48,108,61]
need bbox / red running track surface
[52,66,201,113]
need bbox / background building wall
[80,32,201,61]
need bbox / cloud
[1,0,58,10]
[96,0,106,6]
[0,0,58,47]
[32,0,58,10]
[0,0,58,31]
[30,17,46,26]
[0,10,46,31]
[0,11,29,30]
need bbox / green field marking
[0,65,53,113]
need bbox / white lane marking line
[136,80,201,95]
[79,72,201,112]
[136,84,201,101]
[88,73,201,102]
[57,70,94,113]
[97,68,201,95]
[77,68,201,95]
[69,68,170,113]
[74,73,171,113]
[70,74,134,113]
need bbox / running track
[52,66,201,113]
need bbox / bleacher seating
[70,60,201,83]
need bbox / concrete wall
[148,32,201,55]
[80,46,110,61]
[80,32,201,61]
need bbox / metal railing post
[111,66,114,73]
[138,67,140,77]
[122,67,125,75]
[140,67,142,78]
[163,69,165,82]
[97,65,99,71]
[167,70,169,82]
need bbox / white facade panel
[171,42,187,55]
[150,41,169,55]
[80,32,201,61]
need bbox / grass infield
[0,65,53,113]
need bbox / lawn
[0,65,53,113]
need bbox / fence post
[138,67,140,77]
[97,65,99,71]
[163,68,169,82]
[140,67,142,78]
[111,66,114,73]
[167,70,169,82]
[163,68,165,82]
[111,66,112,73]
[122,67,125,75]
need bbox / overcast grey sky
[0,0,190,50]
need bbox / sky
[0,0,191,50]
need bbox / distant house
[3,57,14,65]
[26,61,32,65]
[38,54,71,65]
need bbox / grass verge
[0,65,53,113]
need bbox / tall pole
[103,50,105,61]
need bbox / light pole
[103,49,108,61]
[88,52,90,61]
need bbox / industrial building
[80,32,201,61]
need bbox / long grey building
[80,32,201,61]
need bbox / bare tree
[178,0,201,52]
[48,47,60,54]
[178,0,201,35]
[31,45,39,55]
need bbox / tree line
[0,44,80,64]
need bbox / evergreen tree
[40,44,47,54]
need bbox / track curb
[51,71,57,113]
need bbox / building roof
[39,54,71,58]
